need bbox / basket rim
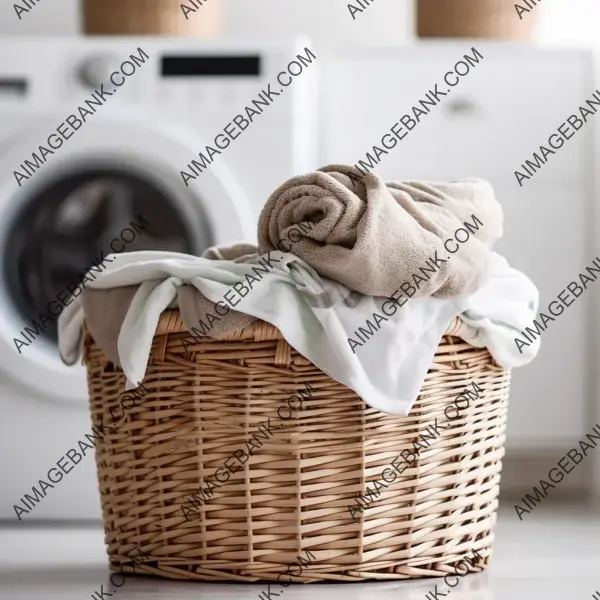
[151,311,471,342]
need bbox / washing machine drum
[7,168,201,344]
[0,114,254,405]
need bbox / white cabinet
[321,43,595,449]
[494,184,591,448]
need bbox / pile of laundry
[58,164,539,415]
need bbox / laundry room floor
[0,503,598,600]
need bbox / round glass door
[4,166,212,344]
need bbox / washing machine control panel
[77,54,122,90]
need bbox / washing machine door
[0,111,255,406]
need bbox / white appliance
[321,43,596,452]
[0,38,316,520]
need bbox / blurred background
[0,1,599,598]
[3,0,600,46]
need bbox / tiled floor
[0,503,598,600]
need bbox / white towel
[58,250,539,415]
[458,253,541,367]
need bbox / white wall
[224,0,414,48]
[0,0,597,49]
[0,0,80,35]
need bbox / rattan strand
[83,311,510,583]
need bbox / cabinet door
[322,47,591,184]
[493,184,590,449]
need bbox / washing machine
[0,37,317,520]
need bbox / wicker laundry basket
[83,310,510,583]
[82,0,222,36]
[416,0,538,40]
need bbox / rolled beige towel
[257,164,503,299]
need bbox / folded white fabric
[58,250,463,415]
[58,250,539,415]
[457,252,541,367]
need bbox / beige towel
[257,164,503,298]
[82,285,139,367]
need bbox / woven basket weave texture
[83,310,510,582]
